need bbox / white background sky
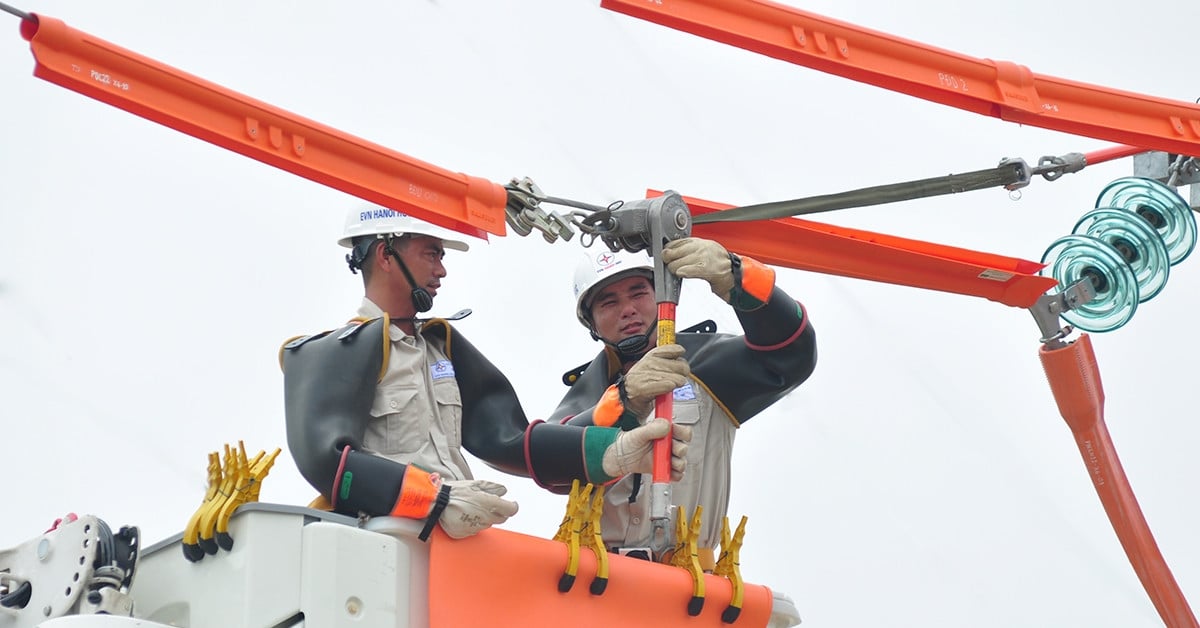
[2,1,1198,626]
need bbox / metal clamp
[579,190,692,256]
[998,158,1033,191]
[1028,279,1096,348]
[1033,152,1087,182]
[504,177,577,243]
[1134,151,1200,187]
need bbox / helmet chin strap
[592,327,654,363]
[383,239,433,313]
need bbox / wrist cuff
[729,254,775,311]
[418,484,452,542]
[390,465,439,519]
[583,427,620,484]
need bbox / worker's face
[589,274,657,345]
[391,235,448,297]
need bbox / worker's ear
[375,244,393,271]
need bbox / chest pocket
[367,386,423,455]
[662,391,705,523]
[432,379,463,448]
[672,392,705,498]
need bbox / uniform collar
[356,297,415,343]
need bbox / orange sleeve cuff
[390,465,439,519]
[738,255,775,303]
[594,384,624,427]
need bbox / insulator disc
[1095,177,1196,266]
[1041,234,1139,332]
[1072,208,1170,302]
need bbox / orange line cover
[429,526,773,627]
[19,15,508,239]
[660,190,1058,308]
[603,0,1200,157]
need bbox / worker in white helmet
[282,206,691,541]
[551,238,817,569]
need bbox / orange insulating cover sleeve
[19,15,508,239]
[652,302,677,484]
[429,526,773,627]
[1040,335,1197,628]
[661,190,1058,308]
[602,0,1200,157]
[1085,145,1148,166]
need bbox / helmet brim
[337,233,470,251]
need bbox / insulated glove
[662,237,734,302]
[663,237,776,311]
[601,418,692,481]
[438,479,520,539]
[622,344,690,417]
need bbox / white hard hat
[572,249,654,328]
[338,205,470,251]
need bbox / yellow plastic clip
[182,442,282,562]
[552,481,608,594]
[714,516,748,624]
[246,447,281,502]
[182,450,223,562]
[581,485,609,595]
[197,443,244,555]
[668,505,706,616]
[552,479,589,592]
[215,446,282,551]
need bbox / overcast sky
[2,1,1198,626]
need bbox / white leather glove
[601,418,692,481]
[622,344,690,417]
[662,237,734,302]
[438,479,520,539]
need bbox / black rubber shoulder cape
[282,318,413,516]
[421,320,530,476]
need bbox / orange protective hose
[1040,335,1196,627]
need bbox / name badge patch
[673,383,696,401]
[431,360,455,380]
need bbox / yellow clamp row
[182,441,281,563]
[667,507,749,623]
[551,483,749,622]
[552,480,609,595]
